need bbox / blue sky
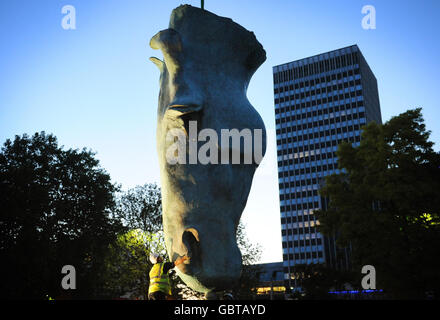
[1,0,439,263]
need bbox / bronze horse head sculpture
[150,5,266,293]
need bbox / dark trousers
[148,291,168,300]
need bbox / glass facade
[273,45,382,288]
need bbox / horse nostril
[182,228,200,261]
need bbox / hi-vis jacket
[148,262,172,295]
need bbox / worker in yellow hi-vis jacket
[148,253,188,300]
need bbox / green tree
[233,221,263,299]
[103,183,184,299]
[317,108,440,299]
[112,183,162,233]
[102,229,166,299]
[0,132,124,299]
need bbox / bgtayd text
[174,304,266,318]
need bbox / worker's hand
[174,256,189,266]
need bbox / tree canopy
[0,132,264,300]
[0,132,124,299]
[112,183,162,233]
[317,108,440,298]
[102,228,167,299]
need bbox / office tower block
[273,45,382,289]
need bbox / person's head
[150,253,163,264]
